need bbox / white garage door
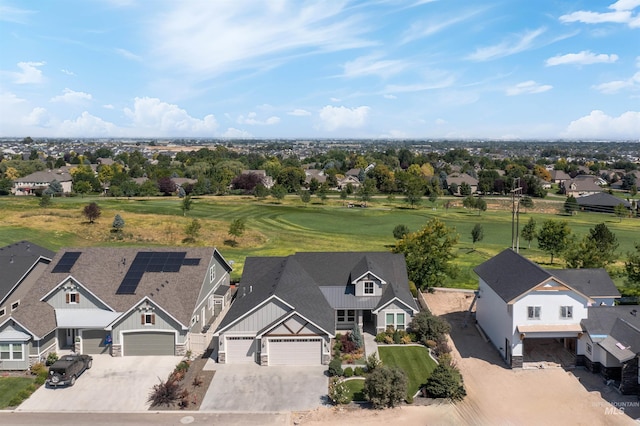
[123,332,175,356]
[269,338,322,365]
[226,336,256,364]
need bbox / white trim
[120,329,179,355]
[10,300,20,311]
[0,342,25,361]
[214,295,296,335]
[40,275,116,312]
[256,310,334,339]
[0,256,52,306]
[373,297,419,314]
[192,271,227,315]
[508,276,592,305]
[105,296,187,331]
[352,271,386,285]
[0,316,40,340]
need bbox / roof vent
[632,309,637,316]
[10,255,14,264]
[250,285,253,293]
[242,288,246,298]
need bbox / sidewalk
[363,330,378,360]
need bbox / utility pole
[510,178,522,252]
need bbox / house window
[11,301,19,311]
[560,306,573,319]
[210,265,216,283]
[141,313,156,325]
[0,308,5,317]
[66,292,79,304]
[337,310,355,323]
[527,306,541,320]
[0,343,23,361]
[364,281,374,295]
[386,313,406,330]
[586,342,592,354]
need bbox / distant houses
[13,170,73,196]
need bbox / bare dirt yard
[294,290,637,426]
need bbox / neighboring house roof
[565,178,602,194]
[12,247,228,339]
[217,252,417,334]
[345,168,363,178]
[550,170,571,181]
[14,170,72,184]
[599,318,640,362]
[171,177,197,187]
[0,241,55,306]
[305,169,327,183]
[582,306,640,337]
[576,192,631,209]
[446,173,478,186]
[474,249,618,303]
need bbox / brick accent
[111,344,122,357]
[511,356,523,368]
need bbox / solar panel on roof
[51,252,82,273]
[163,264,180,272]
[116,251,194,295]
[182,258,200,266]
[147,264,163,272]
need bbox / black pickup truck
[46,354,93,387]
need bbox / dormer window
[142,313,156,325]
[66,292,79,304]
[364,281,374,295]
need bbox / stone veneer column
[110,344,122,357]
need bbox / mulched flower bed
[148,356,215,411]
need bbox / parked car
[46,354,93,387]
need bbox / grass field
[378,346,437,397]
[0,195,637,287]
[0,377,35,409]
[343,378,366,402]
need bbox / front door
[66,329,75,347]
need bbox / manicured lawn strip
[0,377,35,409]
[378,346,437,397]
[343,378,366,402]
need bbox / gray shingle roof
[15,170,72,183]
[582,306,640,336]
[216,252,416,334]
[0,241,55,304]
[475,249,619,303]
[12,247,218,338]
[576,192,631,208]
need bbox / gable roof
[475,249,618,303]
[12,247,223,338]
[14,170,72,184]
[598,318,640,362]
[0,241,55,305]
[582,306,640,337]
[446,173,478,186]
[216,252,416,334]
[576,192,631,208]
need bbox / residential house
[576,192,632,214]
[305,169,327,185]
[240,170,274,189]
[0,242,55,370]
[337,175,361,191]
[0,247,231,370]
[563,177,603,197]
[550,170,571,185]
[214,252,418,366]
[474,249,619,368]
[446,173,478,195]
[13,170,73,196]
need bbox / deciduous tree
[471,224,484,248]
[364,366,408,409]
[83,202,101,224]
[228,218,246,242]
[537,220,571,264]
[521,217,536,249]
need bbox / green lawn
[0,195,638,287]
[0,377,35,409]
[378,346,437,397]
[343,378,366,402]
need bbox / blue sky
[1,0,639,140]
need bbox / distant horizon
[1,1,639,140]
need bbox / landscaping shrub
[354,366,365,376]
[148,378,182,407]
[192,375,203,387]
[393,330,402,344]
[375,332,387,343]
[424,356,465,401]
[328,358,343,377]
[400,334,412,344]
[328,377,350,405]
[409,310,451,344]
[408,280,418,298]
[406,393,414,404]
[175,360,190,373]
[366,353,382,372]
[340,333,357,354]
[350,325,364,349]
[46,352,59,366]
[364,366,408,409]
[344,367,354,377]
[434,338,452,357]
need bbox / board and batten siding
[45,281,108,310]
[475,278,513,362]
[111,305,186,345]
[30,330,56,356]
[226,299,290,333]
[376,300,415,331]
[190,255,230,332]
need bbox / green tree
[181,195,193,216]
[424,357,466,401]
[471,224,484,248]
[564,195,579,215]
[328,377,350,405]
[408,310,451,343]
[459,182,471,196]
[357,178,376,205]
[112,214,125,232]
[429,192,438,208]
[625,243,640,289]
[364,366,408,409]
[475,197,487,215]
[271,184,287,202]
[537,220,571,264]
[82,202,101,224]
[521,217,537,249]
[49,179,64,196]
[404,176,424,208]
[299,190,311,206]
[73,180,92,197]
[520,196,534,213]
[39,194,52,208]
[228,218,246,242]
[184,219,201,243]
[393,224,410,240]
[614,203,628,222]
[393,218,459,290]
[254,183,269,199]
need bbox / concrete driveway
[199,362,328,412]
[17,355,181,412]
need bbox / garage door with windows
[269,338,322,365]
[225,336,256,364]
[123,332,175,356]
[82,330,108,354]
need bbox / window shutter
[77,293,80,303]
[151,314,156,325]
[66,293,70,304]
[141,314,144,325]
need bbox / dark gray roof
[599,318,640,362]
[576,192,631,208]
[475,249,621,303]
[550,269,620,298]
[14,170,72,183]
[474,249,552,302]
[582,306,640,336]
[13,247,220,338]
[0,241,55,304]
[216,252,417,334]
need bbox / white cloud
[288,109,311,116]
[11,61,46,84]
[341,54,408,79]
[123,97,218,136]
[115,48,142,61]
[467,28,546,61]
[61,69,76,76]
[237,111,281,125]
[378,129,409,139]
[103,104,115,109]
[506,81,553,96]
[592,71,640,94]
[546,51,619,66]
[563,110,640,139]
[383,94,397,99]
[560,1,640,28]
[435,118,447,125]
[0,5,36,24]
[318,105,370,131]
[57,112,119,137]
[330,97,341,102]
[50,88,93,104]
[401,8,485,44]
[222,127,252,138]
[23,107,49,126]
